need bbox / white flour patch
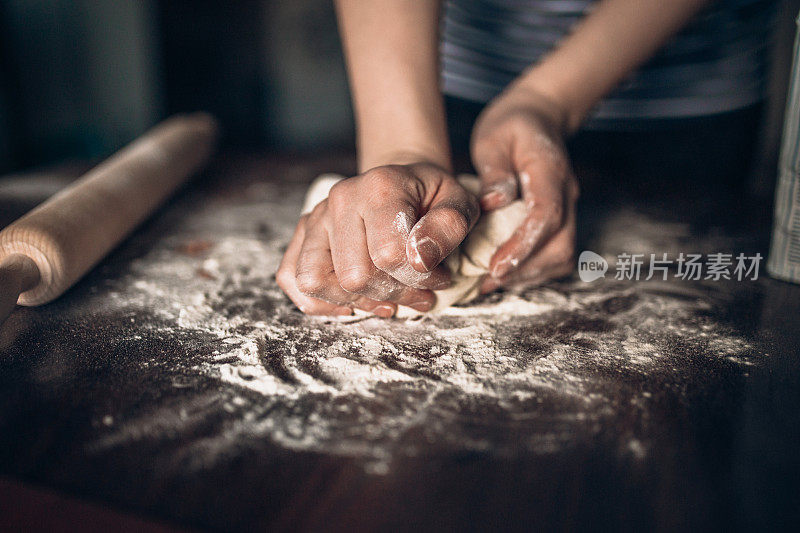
[93,189,763,473]
[394,210,413,236]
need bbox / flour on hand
[301,174,528,317]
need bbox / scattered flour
[92,185,763,473]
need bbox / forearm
[335,0,450,172]
[509,0,713,134]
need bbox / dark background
[0,0,355,171]
[0,0,798,190]
[1,2,800,530]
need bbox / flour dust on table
[86,177,763,475]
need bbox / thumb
[406,178,480,273]
[472,139,519,211]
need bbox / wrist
[359,144,452,174]
[354,98,451,173]
[502,71,582,136]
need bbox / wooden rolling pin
[0,112,219,326]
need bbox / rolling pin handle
[0,254,41,327]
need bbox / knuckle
[295,269,328,297]
[308,200,328,222]
[364,167,400,189]
[371,242,405,272]
[329,178,349,194]
[276,266,293,291]
[337,264,374,294]
[326,181,349,207]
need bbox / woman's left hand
[470,85,580,293]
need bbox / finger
[480,255,572,293]
[488,158,569,279]
[472,138,519,210]
[357,169,452,289]
[295,212,394,315]
[276,217,352,316]
[327,204,436,313]
[482,209,576,292]
[406,177,480,273]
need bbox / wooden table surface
[0,154,798,531]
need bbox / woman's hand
[470,85,580,293]
[277,162,480,317]
[465,0,712,294]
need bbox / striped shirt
[441,0,778,128]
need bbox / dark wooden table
[0,154,798,531]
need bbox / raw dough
[300,174,527,317]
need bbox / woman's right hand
[277,162,480,317]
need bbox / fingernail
[491,256,516,278]
[410,236,441,272]
[480,279,500,294]
[480,191,505,210]
[410,300,433,312]
[335,306,353,316]
[373,305,395,318]
[481,179,517,209]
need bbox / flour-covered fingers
[326,188,436,312]
[488,157,571,279]
[472,137,519,210]
[357,170,452,289]
[295,205,394,316]
[363,204,452,290]
[406,175,480,274]
[278,162,482,316]
[481,205,576,293]
[276,216,352,316]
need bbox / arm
[474,0,714,289]
[334,0,450,171]
[513,0,713,134]
[277,0,481,317]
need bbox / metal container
[767,12,800,283]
